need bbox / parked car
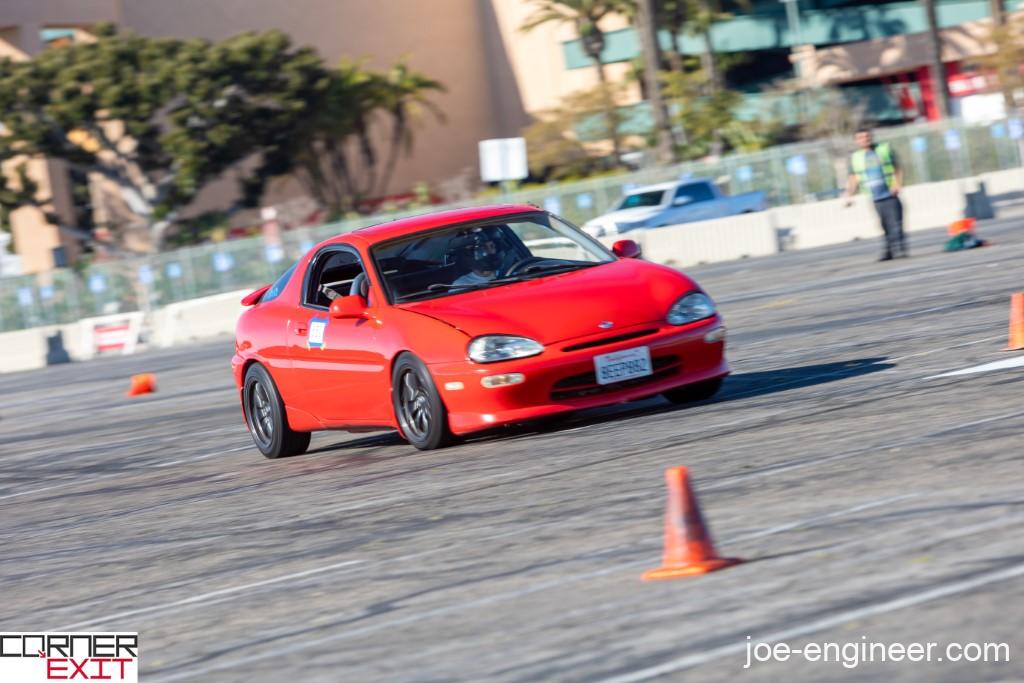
[232,204,729,455]
[582,178,768,237]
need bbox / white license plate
[594,346,653,385]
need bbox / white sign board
[479,137,528,183]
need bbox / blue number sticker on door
[307,317,329,349]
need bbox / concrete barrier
[152,288,249,348]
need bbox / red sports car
[231,205,729,456]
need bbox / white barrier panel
[901,178,972,233]
[774,197,880,250]
[978,167,1024,201]
[153,288,250,348]
[635,212,778,268]
[77,312,145,360]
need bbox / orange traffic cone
[127,373,156,397]
[1006,293,1024,351]
[948,218,976,236]
[642,466,741,580]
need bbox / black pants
[874,196,907,258]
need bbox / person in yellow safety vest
[844,127,908,261]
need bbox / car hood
[584,206,665,227]
[399,260,695,345]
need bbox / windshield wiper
[395,276,527,302]
[519,262,602,277]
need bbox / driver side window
[305,249,368,308]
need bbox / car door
[286,246,391,425]
[667,182,719,224]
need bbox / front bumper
[428,317,728,434]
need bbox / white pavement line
[887,334,1006,363]
[0,477,108,503]
[143,495,909,683]
[153,444,253,467]
[725,494,919,544]
[596,561,1024,683]
[52,559,364,631]
[926,355,1024,379]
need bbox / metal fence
[1,116,1022,333]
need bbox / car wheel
[392,353,455,450]
[243,363,311,459]
[663,377,724,405]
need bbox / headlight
[667,292,716,325]
[468,335,544,363]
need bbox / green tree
[521,0,632,162]
[0,26,445,248]
[662,66,764,158]
[0,25,330,249]
[273,59,444,216]
[969,10,1024,112]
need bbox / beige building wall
[809,11,1017,87]
[488,0,638,115]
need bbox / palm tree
[521,0,631,162]
[922,0,950,118]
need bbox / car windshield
[617,190,665,209]
[372,212,615,303]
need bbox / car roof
[627,178,711,195]
[333,204,541,246]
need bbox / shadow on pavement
[718,357,894,402]
[305,357,894,455]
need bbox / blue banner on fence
[138,264,154,285]
[88,273,106,294]
[16,287,33,307]
[786,155,808,176]
[166,262,183,279]
[39,285,54,300]
[264,244,285,263]
[213,252,234,273]
[1008,118,1024,139]
[911,136,928,152]
[543,197,561,215]
[575,192,593,209]
[735,165,753,182]
[944,130,961,150]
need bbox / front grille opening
[550,355,680,400]
[562,329,659,353]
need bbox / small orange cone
[642,466,741,580]
[1006,293,1024,351]
[127,373,156,397]
[948,218,976,236]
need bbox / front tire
[392,353,455,450]
[243,363,311,459]
[663,377,723,405]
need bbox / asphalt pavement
[1,213,1023,682]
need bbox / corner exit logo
[0,633,139,682]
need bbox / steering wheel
[503,256,543,277]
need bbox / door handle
[294,325,307,336]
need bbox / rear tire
[663,377,723,405]
[243,363,311,459]
[392,353,455,450]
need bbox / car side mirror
[672,196,692,207]
[612,239,642,259]
[240,284,271,306]
[329,294,368,319]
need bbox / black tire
[243,363,311,459]
[663,377,724,405]
[392,353,455,450]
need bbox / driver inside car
[451,227,514,289]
